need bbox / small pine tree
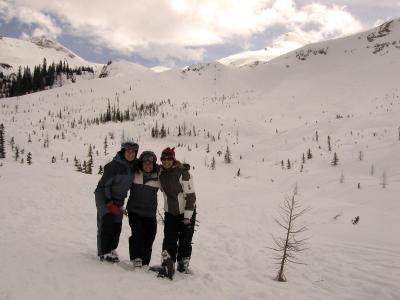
[87,145,93,174]
[302,153,305,164]
[104,136,108,156]
[51,156,56,163]
[14,146,19,161]
[28,133,32,143]
[236,168,241,176]
[315,131,319,142]
[331,152,339,166]
[210,157,216,170]
[206,144,210,153]
[287,159,291,169]
[98,165,104,175]
[307,149,312,159]
[0,124,5,158]
[327,136,331,152]
[381,171,387,188]
[224,146,232,163]
[27,152,32,165]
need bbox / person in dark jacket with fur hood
[157,147,197,279]
[126,151,160,269]
[94,141,139,263]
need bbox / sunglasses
[161,157,174,161]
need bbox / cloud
[0,0,365,64]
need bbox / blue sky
[1,0,399,67]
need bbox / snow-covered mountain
[1,19,400,300]
[0,35,100,75]
[218,19,398,68]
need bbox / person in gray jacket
[95,141,139,263]
[158,147,197,279]
[126,151,160,269]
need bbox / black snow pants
[162,210,196,262]
[128,212,157,265]
[97,213,122,256]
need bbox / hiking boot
[100,252,118,263]
[132,258,142,269]
[177,257,190,273]
[158,250,175,280]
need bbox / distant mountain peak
[30,36,76,58]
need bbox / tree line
[0,58,94,98]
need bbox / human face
[142,160,153,172]
[124,149,136,162]
[161,157,174,169]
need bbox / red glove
[106,201,122,215]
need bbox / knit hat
[121,141,139,151]
[161,147,175,160]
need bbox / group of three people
[94,142,197,279]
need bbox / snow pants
[97,213,122,256]
[128,212,157,265]
[162,210,196,262]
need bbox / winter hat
[161,147,175,160]
[121,141,139,152]
[139,151,157,163]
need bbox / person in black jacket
[126,151,160,269]
[94,141,139,263]
[158,147,197,279]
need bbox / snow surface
[1,20,400,300]
[0,36,100,75]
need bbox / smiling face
[124,148,137,162]
[142,160,154,172]
[161,157,174,169]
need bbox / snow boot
[132,258,142,269]
[177,257,190,273]
[100,251,119,263]
[158,250,175,280]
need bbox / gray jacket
[126,169,160,218]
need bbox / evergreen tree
[0,124,5,158]
[211,157,216,170]
[87,145,93,174]
[104,136,108,155]
[237,168,241,176]
[224,146,232,163]
[98,165,104,175]
[331,152,339,166]
[327,136,332,152]
[287,159,291,169]
[307,148,312,159]
[82,161,87,173]
[14,146,19,161]
[27,152,32,165]
[51,156,56,163]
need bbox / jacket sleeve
[181,169,196,219]
[96,162,116,204]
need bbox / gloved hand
[106,201,122,215]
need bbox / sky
[0,0,400,68]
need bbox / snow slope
[1,19,400,300]
[0,36,99,75]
